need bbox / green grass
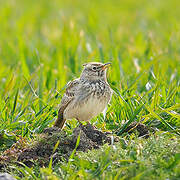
[0,0,180,179]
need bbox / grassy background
[0,0,180,179]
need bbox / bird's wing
[54,79,80,128]
[60,78,80,105]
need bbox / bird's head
[80,62,111,81]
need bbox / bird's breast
[64,81,112,121]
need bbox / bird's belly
[64,96,108,121]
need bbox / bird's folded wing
[54,79,80,128]
[59,78,80,107]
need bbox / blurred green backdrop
[0,0,179,136]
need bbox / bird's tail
[54,107,66,129]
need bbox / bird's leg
[77,118,83,128]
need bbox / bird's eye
[92,66,97,71]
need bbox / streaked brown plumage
[54,62,112,129]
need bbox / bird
[54,62,113,129]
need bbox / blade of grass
[12,88,19,115]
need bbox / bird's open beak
[101,63,111,70]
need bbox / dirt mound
[17,123,118,167]
[0,122,151,169]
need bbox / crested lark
[54,62,113,129]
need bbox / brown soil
[0,122,150,169]
[17,123,118,167]
[123,122,150,138]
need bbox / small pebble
[0,173,16,180]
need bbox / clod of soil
[123,122,150,138]
[17,123,118,167]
